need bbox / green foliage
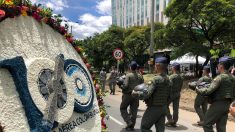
[165,0,235,46]
[124,26,148,58]
[78,23,164,69]
[155,0,235,60]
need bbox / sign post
[113,48,124,72]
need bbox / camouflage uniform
[109,69,118,95]
[194,75,211,123]
[120,71,144,128]
[99,70,107,92]
[166,73,183,125]
[139,73,171,132]
[197,72,235,132]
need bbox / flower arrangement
[0,0,108,131]
[0,0,84,60]
[93,79,108,131]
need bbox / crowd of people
[99,55,235,132]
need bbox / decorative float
[0,0,107,131]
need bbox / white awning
[170,53,206,64]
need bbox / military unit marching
[100,48,235,132]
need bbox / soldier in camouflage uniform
[108,66,118,95]
[196,57,235,132]
[120,61,144,130]
[194,66,212,126]
[132,57,171,132]
[99,67,107,93]
[165,63,183,127]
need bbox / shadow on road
[120,128,141,132]
[192,123,203,128]
[166,124,188,130]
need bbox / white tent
[170,53,206,64]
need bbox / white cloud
[96,0,111,15]
[62,13,112,39]
[32,0,68,11]
[32,0,112,39]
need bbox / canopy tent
[170,53,206,64]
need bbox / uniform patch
[147,81,152,85]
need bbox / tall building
[112,0,171,28]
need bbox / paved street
[104,89,235,132]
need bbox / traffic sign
[113,48,124,60]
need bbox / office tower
[112,0,171,28]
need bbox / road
[104,90,235,132]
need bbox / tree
[165,0,235,47]
[154,0,235,76]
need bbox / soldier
[196,56,235,132]
[165,63,183,127]
[108,66,118,95]
[132,57,171,132]
[99,67,107,93]
[194,66,212,126]
[120,61,144,130]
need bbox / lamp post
[149,0,155,73]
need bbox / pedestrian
[194,66,212,126]
[132,57,171,132]
[196,56,235,132]
[165,63,183,127]
[99,67,107,93]
[108,66,118,95]
[120,61,144,130]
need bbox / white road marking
[109,116,124,126]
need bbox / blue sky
[32,0,112,39]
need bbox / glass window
[156,0,159,14]
[137,0,140,22]
[145,0,147,17]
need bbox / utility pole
[149,0,155,73]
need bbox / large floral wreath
[0,0,108,131]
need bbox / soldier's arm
[123,74,129,90]
[197,76,221,96]
[138,79,157,100]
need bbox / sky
[32,0,112,39]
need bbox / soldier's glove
[188,81,197,90]
[195,87,200,94]
[229,101,235,118]
[131,91,139,98]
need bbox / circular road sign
[113,48,124,60]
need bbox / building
[112,0,171,28]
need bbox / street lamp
[149,0,155,73]
[150,0,155,58]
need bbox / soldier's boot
[197,121,204,126]
[171,121,177,127]
[165,119,174,127]
[125,120,134,130]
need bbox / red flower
[32,12,42,21]
[0,10,5,18]
[59,26,67,35]
[85,63,91,69]
[66,37,74,43]
[21,6,29,11]
[95,84,100,93]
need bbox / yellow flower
[4,0,13,5]
[21,10,27,16]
